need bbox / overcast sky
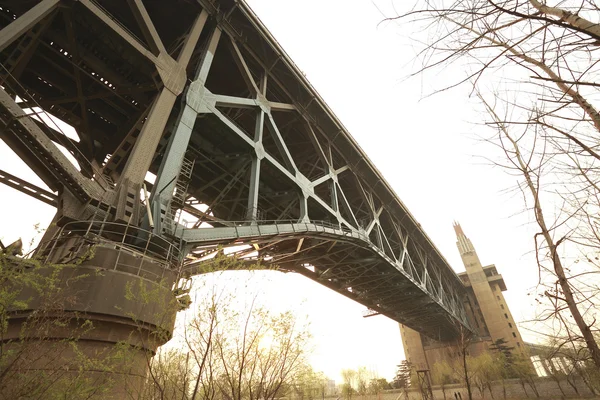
[0,0,546,383]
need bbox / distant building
[399,223,528,370]
[326,379,336,395]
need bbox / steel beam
[0,0,60,52]
[228,37,260,95]
[79,0,159,65]
[127,0,166,56]
[152,106,197,200]
[177,10,209,66]
[194,27,222,85]
[265,114,297,173]
[0,169,57,206]
[246,109,264,222]
[150,24,224,230]
[0,88,103,201]
[118,87,177,187]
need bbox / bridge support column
[399,323,430,371]
[150,26,222,232]
[247,102,266,222]
[5,230,179,398]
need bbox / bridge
[0,0,471,390]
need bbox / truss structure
[0,0,471,340]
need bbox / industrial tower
[400,223,527,371]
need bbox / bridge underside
[183,222,465,341]
[0,0,471,341]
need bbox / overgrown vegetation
[141,282,312,400]
[0,250,121,399]
[0,245,326,399]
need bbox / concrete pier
[4,229,180,398]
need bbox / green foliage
[392,359,412,389]
[144,350,192,400]
[431,361,454,386]
[489,338,514,367]
[339,366,380,398]
[141,267,314,400]
[368,377,391,394]
[341,383,355,400]
[187,248,273,275]
[431,361,455,400]
[290,365,329,400]
[121,274,179,347]
[355,366,369,395]
[0,251,119,399]
[511,355,540,397]
[341,369,357,400]
[469,353,501,398]
[0,243,321,399]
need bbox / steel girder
[181,222,469,340]
[0,0,472,340]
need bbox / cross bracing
[0,0,472,340]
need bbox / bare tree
[479,91,600,368]
[289,365,330,400]
[451,325,476,400]
[256,311,310,400]
[141,266,312,400]
[341,369,357,400]
[143,350,191,400]
[431,361,454,400]
[388,0,600,369]
[538,332,600,395]
[184,286,223,400]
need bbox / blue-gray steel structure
[0,0,471,341]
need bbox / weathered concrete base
[3,247,179,399]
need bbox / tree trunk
[531,174,600,370]
[462,350,473,400]
[527,378,540,398]
[553,377,565,397]
[484,98,600,371]
[520,380,529,398]
[565,375,579,395]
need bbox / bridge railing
[36,220,181,281]
[181,219,473,333]
[180,219,370,243]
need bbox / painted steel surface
[0,0,472,340]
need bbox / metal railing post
[45,225,64,263]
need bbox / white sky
[0,0,546,384]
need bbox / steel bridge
[0,0,471,342]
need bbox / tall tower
[454,222,525,353]
[399,223,527,371]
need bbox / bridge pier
[4,224,180,398]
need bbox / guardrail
[37,220,181,276]
[181,219,370,243]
